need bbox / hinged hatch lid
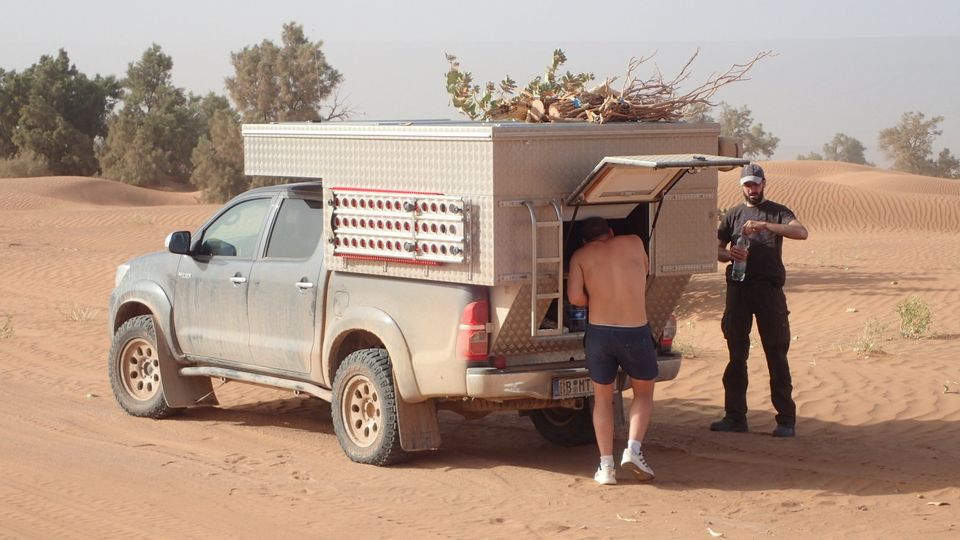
[565,154,749,206]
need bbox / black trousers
[720,281,796,427]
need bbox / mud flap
[395,381,441,452]
[155,324,219,408]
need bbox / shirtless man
[567,216,657,485]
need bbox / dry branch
[447,49,773,124]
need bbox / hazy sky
[4,0,959,166]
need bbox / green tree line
[0,22,345,202]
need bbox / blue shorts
[584,323,658,384]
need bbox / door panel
[247,197,327,373]
[174,197,273,363]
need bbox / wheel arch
[323,306,421,402]
[112,280,182,361]
[111,282,216,408]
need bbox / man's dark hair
[579,216,609,242]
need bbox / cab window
[265,198,325,259]
[198,198,272,257]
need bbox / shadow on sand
[175,393,960,495]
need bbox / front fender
[323,305,421,402]
[111,280,183,362]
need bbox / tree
[0,68,24,159]
[797,150,824,161]
[98,44,201,186]
[799,133,870,164]
[822,133,870,165]
[199,22,347,201]
[190,107,246,202]
[3,50,120,175]
[718,103,779,159]
[682,102,715,123]
[878,111,959,178]
[226,22,343,123]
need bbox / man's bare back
[567,232,649,327]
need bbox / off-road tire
[108,315,179,419]
[331,348,407,465]
[530,406,595,447]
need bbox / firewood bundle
[446,49,773,124]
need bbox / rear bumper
[465,355,681,400]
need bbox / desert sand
[0,163,958,539]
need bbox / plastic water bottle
[731,236,750,282]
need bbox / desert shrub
[852,318,887,355]
[896,296,932,338]
[127,214,155,225]
[63,304,98,322]
[0,151,52,178]
[0,314,14,339]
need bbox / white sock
[628,439,642,455]
[599,455,615,469]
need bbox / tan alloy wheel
[120,337,161,401]
[342,374,382,447]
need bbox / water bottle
[731,235,750,282]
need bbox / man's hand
[728,244,748,262]
[743,219,808,240]
[742,220,767,236]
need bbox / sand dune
[1,167,958,539]
[719,161,960,233]
[0,176,201,210]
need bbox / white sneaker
[621,448,655,481]
[594,466,617,485]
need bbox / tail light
[457,300,489,362]
[660,313,677,349]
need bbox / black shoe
[709,417,748,433]
[772,425,796,438]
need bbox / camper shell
[243,120,745,360]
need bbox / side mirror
[165,231,192,255]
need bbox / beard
[743,192,765,205]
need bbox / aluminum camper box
[242,120,746,357]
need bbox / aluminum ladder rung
[523,200,564,339]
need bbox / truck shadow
[175,394,960,495]
[429,399,960,495]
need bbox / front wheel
[331,348,407,465]
[529,406,595,447]
[108,315,180,419]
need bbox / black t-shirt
[718,200,797,287]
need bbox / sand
[0,163,958,539]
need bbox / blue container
[566,305,587,332]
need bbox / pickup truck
[108,181,681,465]
[109,120,744,466]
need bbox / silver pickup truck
[108,121,744,465]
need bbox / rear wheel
[530,405,595,447]
[108,315,180,419]
[332,348,407,465]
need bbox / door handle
[295,281,315,290]
[230,275,247,285]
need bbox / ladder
[523,200,564,338]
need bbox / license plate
[552,376,593,399]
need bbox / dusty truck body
[107,120,746,465]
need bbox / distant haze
[4,1,959,166]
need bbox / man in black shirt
[712,164,808,437]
